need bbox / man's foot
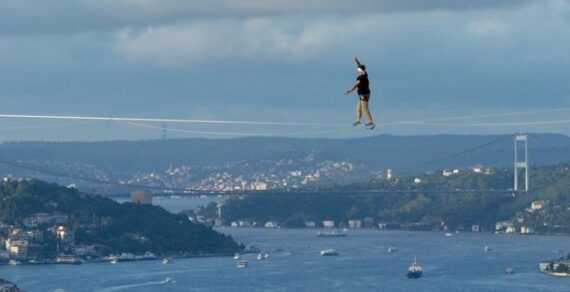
[352,121,362,127]
[365,122,375,130]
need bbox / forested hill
[0,179,241,255]
[206,162,570,233]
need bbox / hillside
[0,179,241,259]
[0,134,569,194]
[200,162,570,234]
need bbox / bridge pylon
[514,134,529,192]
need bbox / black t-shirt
[357,73,370,95]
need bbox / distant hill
[0,134,569,194]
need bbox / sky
[1,0,570,141]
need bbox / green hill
[0,179,241,257]
[206,163,570,233]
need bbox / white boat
[505,267,514,274]
[162,257,173,264]
[263,253,270,259]
[8,259,20,266]
[407,257,423,278]
[320,249,339,256]
[164,277,174,283]
[317,230,347,238]
[236,260,248,268]
[257,253,264,260]
[387,246,398,253]
[110,259,118,264]
[484,245,492,252]
[445,232,453,237]
[233,253,240,260]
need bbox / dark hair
[358,64,366,71]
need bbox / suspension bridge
[0,107,568,195]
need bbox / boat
[236,260,248,268]
[233,253,240,260]
[56,255,83,265]
[8,259,20,266]
[162,257,173,264]
[317,230,347,238]
[257,253,264,260]
[484,245,492,252]
[320,249,339,256]
[387,246,398,254]
[445,232,453,237]
[407,257,423,278]
[505,267,514,274]
[164,277,174,283]
[110,259,118,264]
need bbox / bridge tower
[514,134,529,192]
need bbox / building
[56,226,75,244]
[531,201,544,211]
[521,226,533,234]
[131,190,153,204]
[323,220,335,228]
[348,219,362,229]
[23,213,68,228]
[6,239,28,259]
[304,221,316,228]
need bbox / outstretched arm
[355,57,362,67]
[344,80,360,95]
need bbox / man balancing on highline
[344,57,375,129]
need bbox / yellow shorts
[356,94,370,113]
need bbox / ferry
[407,257,423,278]
[320,249,339,256]
[316,230,347,238]
[56,255,83,265]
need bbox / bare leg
[365,109,374,124]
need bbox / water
[1,228,569,292]
[113,195,225,213]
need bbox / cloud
[114,16,373,66]
[0,0,538,36]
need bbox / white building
[323,220,335,228]
[521,226,533,234]
[506,226,516,234]
[348,219,362,229]
[531,201,544,210]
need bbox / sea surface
[1,197,569,291]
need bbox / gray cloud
[0,0,538,36]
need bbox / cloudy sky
[1,0,570,141]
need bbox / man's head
[357,65,366,75]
